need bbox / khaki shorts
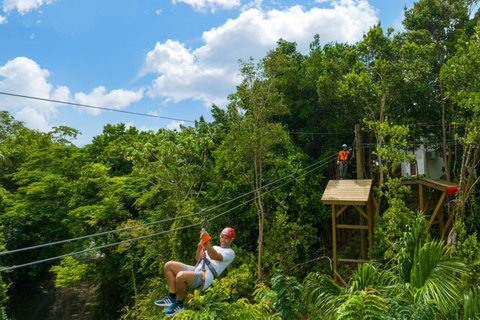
[183,264,205,290]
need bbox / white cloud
[125,122,160,133]
[15,107,51,131]
[143,0,378,108]
[0,57,145,132]
[172,0,241,12]
[141,39,230,107]
[74,86,144,116]
[0,15,7,24]
[3,0,54,15]
[0,57,69,113]
[0,57,72,131]
[166,120,185,131]
[138,124,161,132]
[241,0,263,10]
[156,9,162,15]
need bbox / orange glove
[200,229,212,246]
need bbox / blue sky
[0,0,415,146]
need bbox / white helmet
[342,144,347,148]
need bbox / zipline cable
[209,154,336,222]
[0,153,337,256]
[0,222,201,272]
[0,91,196,123]
[0,152,337,272]
[0,211,203,256]
[0,91,352,136]
[206,153,338,212]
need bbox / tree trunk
[253,130,265,280]
[255,190,265,280]
[437,36,451,182]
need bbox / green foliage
[214,261,257,302]
[371,178,416,261]
[269,269,304,319]
[303,272,345,318]
[172,267,279,320]
[253,282,277,309]
[188,261,258,305]
[455,221,480,286]
[397,213,430,284]
[263,212,317,277]
[337,288,389,320]
[348,263,395,294]
[410,240,468,312]
[394,215,470,316]
[177,297,280,320]
[51,256,92,288]
[462,286,480,319]
[304,214,471,319]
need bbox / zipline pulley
[200,208,207,228]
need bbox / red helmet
[220,227,236,239]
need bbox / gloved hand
[198,242,204,250]
[200,228,212,246]
[337,161,339,165]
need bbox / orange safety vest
[338,150,350,161]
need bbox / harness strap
[194,250,218,280]
[339,150,349,161]
[203,257,218,278]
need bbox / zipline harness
[194,209,218,282]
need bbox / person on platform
[337,144,352,180]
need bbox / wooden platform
[402,178,457,192]
[321,179,374,284]
[321,179,373,206]
[402,178,458,238]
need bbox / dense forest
[1,0,480,319]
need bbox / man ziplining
[155,227,236,316]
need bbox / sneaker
[154,295,174,307]
[162,301,184,317]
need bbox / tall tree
[441,22,480,224]
[403,0,477,181]
[337,24,414,214]
[215,58,294,280]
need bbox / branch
[285,255,332,273]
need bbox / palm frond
[337,288,389,320]
[348,262,396,294]
[302,272,346,317]
[410,240,468,315]
[463,286,480,319]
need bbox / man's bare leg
[174,270,195,301]
[164,261,184,294]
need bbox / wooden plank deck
[402,178,457,192]
[321,179,373,205]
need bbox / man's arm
[204,241,223,261]
[195,244,204,261]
